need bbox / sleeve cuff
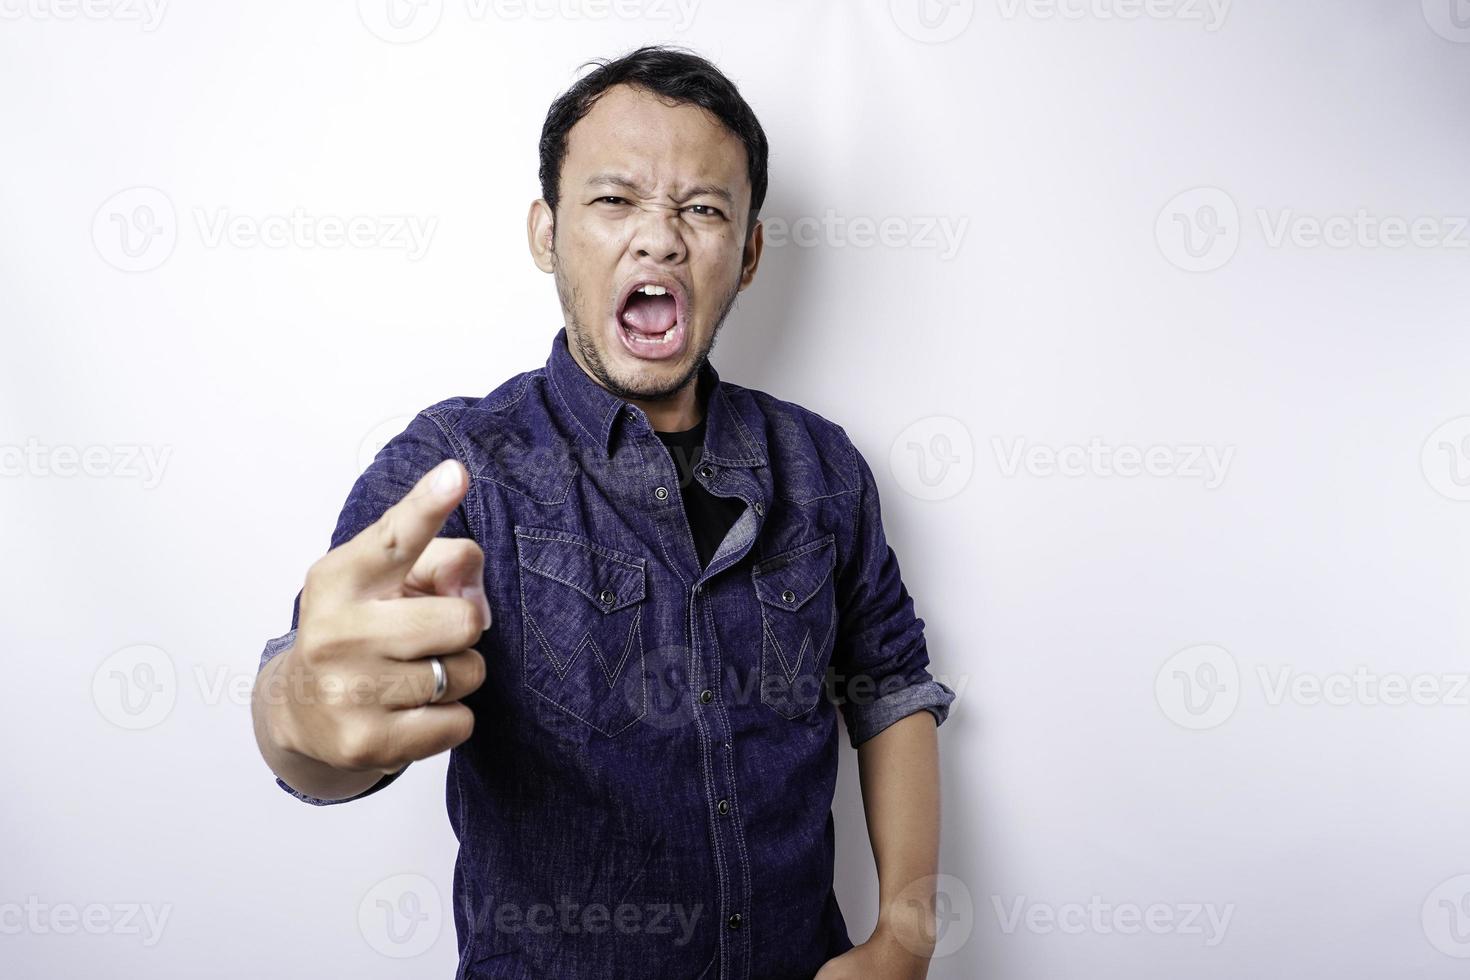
[258,628,408,806]
[842,678,956,748]
[275,768,406,807]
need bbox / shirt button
[654,486,669,501]
[598,589,616,606]
[781,589,796,604]
[717,799,730,815]
[698,464,714,479]
[727,913,742,930]
[699,689,714,704]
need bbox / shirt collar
[544,327,766,468]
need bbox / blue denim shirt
[258,328,955,980]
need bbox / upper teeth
[636,284,668,296]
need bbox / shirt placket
[638,422,761,980]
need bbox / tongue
[620,292,677,335]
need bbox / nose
[629,206,686,265]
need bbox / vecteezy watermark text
[995,0,1230,31]
[993,895,1234,946]
[1156,644,1470,731]
[357,0,700,43]
[0,897,172,947]
[0,0,167,29]
[992,437,1234,489]
[1158,186,1470,272]
[760,212,969,261]
[193,208,436,260]
[0,439,171,488]
[93,187,438,272]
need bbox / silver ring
[427,655,447,704]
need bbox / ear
[737,219,764,291]
[527,199,556,273]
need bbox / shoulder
[415,368,542,436]
[409,369,579,504]
[720,381,864,502]
[410,365,550,446]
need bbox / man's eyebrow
[676,183,734,206]
[583,173,734,206]
[585,173,648,196]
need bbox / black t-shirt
[655,418,746,568]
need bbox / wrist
[257,644,308,759]
[874,902,938,961]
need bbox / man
[251,46,955,980]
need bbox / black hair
[538,45,769,239]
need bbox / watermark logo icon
[359,873,442,957]
[358,0,443,43]
[1422,417,1470,501]
[1156,187,1239,272]
[636,651,699,733]
[889,416,974,501]
[1423,0,1470,42]
[1155,644,1239,730]
[1424,875,1470,957]
[358,415,417,475]
[890,873,975,958]
[890,0,975,43]
[93,187,177,272]
[92,644,177,730]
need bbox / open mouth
[614,279,687,361]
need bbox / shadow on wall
[714,185,985,975]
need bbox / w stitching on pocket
[527,610,645,683]
[516,525,648,737]
[761,612,835,684]
[753,534,837,719]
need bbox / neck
[630,380,702,433]
[564,336,707,433]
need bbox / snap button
[727,913,742,930]
[717,799,730,815]
[781,589,796,604]
[598,589,616,606]
[654,486,669,501]
[753,501,764,516]
[698,464,714,479]
[699,689,714,704]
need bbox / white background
[4,1,1470,977]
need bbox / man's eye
[685,205,725,219]
[595,196,629,206]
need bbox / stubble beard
[553,258,742,403]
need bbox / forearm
[251,642,384,802]
[857,710,941,960]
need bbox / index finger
[331,458,470,593]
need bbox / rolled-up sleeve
[831,441,955,748]
[256,403,473,805]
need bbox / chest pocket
[515,526,648,737]
[752,533,837,719]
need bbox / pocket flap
[752,534,836,612]
[514,526,646,613]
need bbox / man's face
[530,83,762,403]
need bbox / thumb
[405,537,491,625]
